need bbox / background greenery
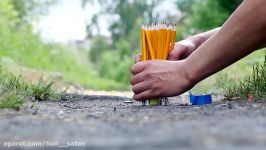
[0,0,265,96]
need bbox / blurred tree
[186,0,229,31]
[82,0,162,42]
[176,0,196,16]
[0,0,19,24]
[179,0,243,32]
[10,0,57,23]
[89,37,110,64]
[217,0,243,14]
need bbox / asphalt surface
[0,95,266,150]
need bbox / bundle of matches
[141,22,176,106]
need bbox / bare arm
[186,27,221,51]
[186,0,266,83]
[169,27,220,60]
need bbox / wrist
[181,59,200,85]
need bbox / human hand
[168,39,197,60]
[134,39,198,63]
[130,60,196,101]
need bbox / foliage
[176,0,196,15]
[89,37,111,64]
[225,56,266,99]
[176,0,243,35]
[83,0,163,40]
[99,50,133,84]
[0,0,125,90]
[0,68,65,110]
[217,0,243,14]
[183,0,229,32]
[10,0,57,21]
[0,93,24,110]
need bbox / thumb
[168,44,188,60]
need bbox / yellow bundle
[141,22,176,61]
[141,22,176,106]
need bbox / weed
[0,69,65,109]
[0,93,24,110]
[225,55,266,99]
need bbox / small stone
[143,116,149,120]
[221,104,227,107]
[32,108,38,115]
[252,104,258,108]
[124,100,133,104]
[113,107,117,112]
[228,103,232,109]
[193,106,201,110]
[57,110,65,119]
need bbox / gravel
[0,95,266,150]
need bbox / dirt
[0,95,266,150]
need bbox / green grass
[225,55,266,99]
[0,69,65,110]
[0,93,24,110]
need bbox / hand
[134,39,197,63]
[130,60,195,101]
[168,39,197,60]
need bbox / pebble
[124,100,133,104]
[221,104,227,107]
[143,116,149,120]
[32,108,39,115]
[228,103,233,109]
[252,104,258,108]
[193,106,201,110]
[57,110,65,119]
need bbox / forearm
[185,0,266,83]
[170,27,220,60]
[187,27,221,49]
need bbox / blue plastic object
[190,94,212,105]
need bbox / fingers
[168,40,197,60]
[132,80,151,94]
[168,44,187,60]
[133,90,154,101]
[130,72,145,85]
[131,62,146,75]
[133,89,162,101]
[134,54,142,63]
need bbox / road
[0,95,266,150]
